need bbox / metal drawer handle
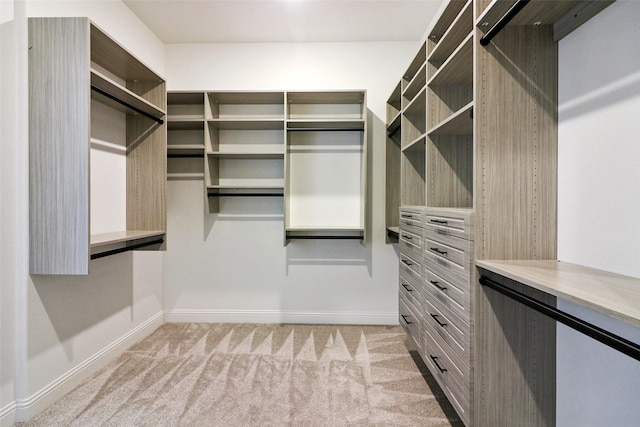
[401,283,413,292]
[430,247,448,256]
[401,314,412,325]
[402,234,413,240]
[430,355,447,373]
[429,280,447,291]
[402,214,413,219]
[430,219,448,224]
[431,313,447,328]
[402,259,413,266]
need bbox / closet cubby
[428,0,473,72]
[205,92,285,211]
[284,91,367,243]
[402,42,427,109]
[167,92,205,180]
[29,17,166,275]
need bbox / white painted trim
[14,311,163,422]
[164,309,398,325]
[0,402,17,427]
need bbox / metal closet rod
[479,0,531,46]
[91,85,164,124]
[479,275,640,362]
[90,238,164,260]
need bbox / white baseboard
[164,309,398,325]
[0,401,16,427]
[14,311,164,422]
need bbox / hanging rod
[479,275,640,362]
[479,0,531,46]
[91,85,165,124]
[208,193,284,197]
[91,238,164,260]
[287,235,363,240]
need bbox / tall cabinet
[29,18,166,275]
[389,0,614,425]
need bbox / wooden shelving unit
[29,17,166,275]
[167,92,205,180]
[284,91,367,243]
[386,0,615,424]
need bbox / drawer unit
[399,225,423,257]
[399,249,423,282]
[399,273,424,309]
[423,232,473,284]
[424,266,470,322]
[423,295,470,366]
[424,208,473,241]
[424,326,470,426]
[399,207,424,228]
[399,293,422,349]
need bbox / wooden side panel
[126,81,167,232]
[475,269,556,427]
[474,25,558,261]
[428,134,473,208]
[29,18,90,274]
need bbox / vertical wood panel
[29,18,90,274]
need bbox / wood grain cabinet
[29,17,166,275]
[388,0,614,424]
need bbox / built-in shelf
[167,172,204,180]
[428,33,473,86]
[207,151,284,159]
[428,102,474,136]
[476,260,640,329]
[207,119,284,130]
[167,144,205,157]
[428,0,472,67]
[403,62,427,102]
[90,230,165,259]
[287,119,365,131]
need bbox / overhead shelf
[428,102,474,136]
[90,230,165,259]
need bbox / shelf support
[479,275,640,362]
[479,0,531,46]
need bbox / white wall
[557,1,640,425]
[0,0,166,423]
[163,42,415,324]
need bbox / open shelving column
[29,18,166,275]
[385,82,402,240]
[284,91,367,243]
[167,92,206,180]
[205,91,285,213]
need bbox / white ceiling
[123,0,445,44]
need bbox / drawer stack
[421,208,473,426]
[398,207,426,351]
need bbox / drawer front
[423,296,470,366]
[424,267,469,322]
[424,208,473,241]
[423,234,472,283]
[423,327,470,425]
[399,295,422,349]
[399,208,424,228]
[399,273,424,309]
[399,225,423,254]
[399,250,422,281]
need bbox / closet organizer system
[385,0,626,426]
[29,18,166,275]
[166,90,368,244]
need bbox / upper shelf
[477,0,615,42]
[287,119,365,131]
[91,69,165,123]
[90,230,165,259]
[428,0,473,67]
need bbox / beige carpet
[20,323,463,426]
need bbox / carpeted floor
[19,323,463,426]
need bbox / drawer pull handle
[430,247,448,256]
[402,259,413,266]
[402,234,413,240]
[430,355,447,373]
[401,314,412,325]
[431,313,447,328]
[401,283,413,292]
[430,219,448,224]
[402,214,413,219]
[429,280,447,291]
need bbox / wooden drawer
[399,207,424,228]
[399,273,424,309]
[423,327,470,425]
[399,294,422,349]
[424,208,473,241]
[424,267,470,323]
[423,296,470,367]
[423,233,472,284]
[399,225,423,255]
[399,250,423,281]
